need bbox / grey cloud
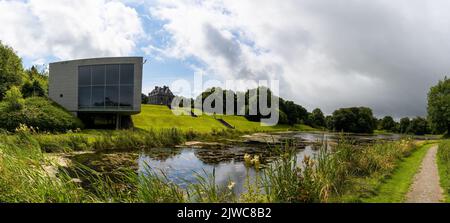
[152,0,450,118]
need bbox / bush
[0,97,83,132]
[3,86,25,111]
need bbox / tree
[310,108,326,128]
[325,115,333,130]
[380,116,396,132]
[399,117,411,134]
[4,86,25,111]
[427,77,450,136]
[141,93,149,104]
[280,99,308,125]
[21,79,46,98]
[331,107,375,133]
[0,42,25,100]
[409,117,430,135]
[21,65,48,98]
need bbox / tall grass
[437,140,450,202]
[0,131,421,203]
[0,132,90,202]
[260,138,418,203]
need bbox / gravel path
[405,145,443,203]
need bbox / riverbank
[0,129,429,203]
[362,143,435,202]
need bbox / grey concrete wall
[49,57,143,115]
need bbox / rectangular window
[91,65,105,85]
[78,86,91,108]
[105,86,119,107]
[92,86,105,107]
[120,64,134,85]
[119,85,133,107]
[78,63,134,109]
[106,64,120,85]
[78,66,91,86]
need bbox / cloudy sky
[1,0,449,118]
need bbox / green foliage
[0,130,422,203]
[4,86,25,111]
[310,108,326,128]
[325,115,333,130]
[330,107,376,133]
[427,77,450,135]
[0,41,25,100]
[22,79,46,98]
[141,93,149,104]
[379,116,397,132]
[399,117,411,134]
[21,66,48,98]
[0,133,90,202]
[437,140,450,202]
[0,97,83,132]
[132,166,186,203]
[193,87,310,126]
[364,143,433,202]
[279,99,309,125]
[408,117,430,135]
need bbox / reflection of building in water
[148,86,175,106]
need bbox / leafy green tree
[21,79,46,98]
[279,99,308,125]
[141,93,149,104]
[21,65,48,98]
[325,115,333,130]
[0,42,25,100]
[427,77,450,135]
[409,117,430,135]
[310,108,326,127]
[399,117,411,134]
[4,86,25,111]
[331,107,375,133]
[278,109,288,124]
[380,116,396,132]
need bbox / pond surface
[69,132,434,194]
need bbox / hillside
[132,105,316,133]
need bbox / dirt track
[405,145,443,203]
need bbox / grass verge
[362,143,435,203]
[437,140,450,202]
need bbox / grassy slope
[133,105,226,133]
[363,143,435,203]
[133,105,318,133]
[437,140,450,202]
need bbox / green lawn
[363,143,435,203]
[132,105,226,133]
[133,105,318,133]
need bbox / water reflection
[70,131,435,195]
[137,145,318,194]
[139,150,258,194]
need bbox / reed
[0,130,422,203]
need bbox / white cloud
[148,0,450,117]
[0,0,144,60]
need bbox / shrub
[0,97,83,132]
[3,86,25,111]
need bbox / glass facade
[78,64,134,109]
